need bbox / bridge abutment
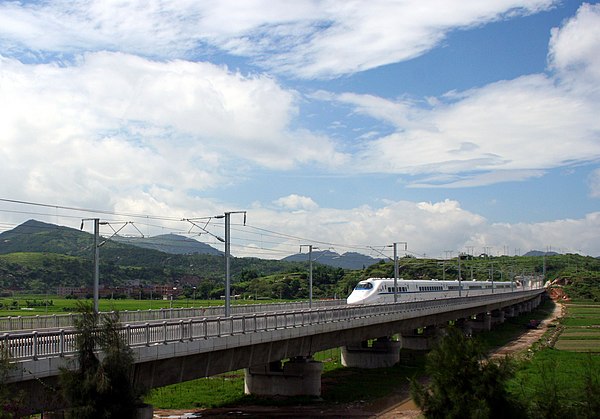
[341,336,402,368]
[244,356,323,397]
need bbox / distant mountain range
[0,219,223,257]
[282,250,380,270]
[1,220,572,270]
[0,220,381,269]
[523,250,561,257]
[112,233,223,256]
[0,219,94,256]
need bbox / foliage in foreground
[410,327,526,419]
[0,348,25,418]
[59,301,145,418]
[513,349,600,418]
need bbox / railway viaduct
[4,289,544,413]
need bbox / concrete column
[455,319,472,337]
[468,312,491,332]
[400,327,439,351]
[244,357,323,397]
[490,309,505,326]
[341,337,402,368]
[504,306,516,318]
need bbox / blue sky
[0,1,599,259]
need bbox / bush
[59,301,145,418]
[410,327,526,419]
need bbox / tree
[59,301,144,418]
[410,327,526,419]
[0,347,25,418]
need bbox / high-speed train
[346,277,521,305]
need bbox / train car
[346,277,520,305]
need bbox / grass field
[508,300,600,417]
[0,295,284,317]
[144,347,426,409]
[555,302,600,352]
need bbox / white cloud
[316,4,600,186]
[0,52,344,210]
[235,199,600,258]
[338,74,600,184]
[589,168,600,198]
[549,3,600,90]
[0,0,557,79]
[273,194,319,211]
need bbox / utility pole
[458,253,462,297]
[216,211,246,317]
[490,262,494,293]
[300,245,317,308]
[81,218,107,314]
[465,246,474,257]
[393,242,407,303]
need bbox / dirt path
[153,302,564,418]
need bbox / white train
[346,277,522,305]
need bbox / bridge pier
[400,327,440,351]
[244,356,323,397]
[468,312,492,332]
[504,306,516,318]
[341,336,402,368]
[490,309,505,326]
[455,318,473,336]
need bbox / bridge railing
[0,299,346,332]
[0,290,543,363]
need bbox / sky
[0,0,599,260]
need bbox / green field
[555,302,600,352]
[0,295,291,317]
[145,347,426,409]
[508,301,600,417]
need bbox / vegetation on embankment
[507,301,600,418]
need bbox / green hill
[112,233,223,256]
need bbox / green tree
[410,327,525,419]
[0,347,25,418]
[59,301,144,418]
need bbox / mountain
[112,234,223,256]
[282,250,379,270]
[0,219,174,267]
[524,250,561,257]
[0,219,93,256]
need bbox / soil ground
[153,302,563,418]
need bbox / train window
[355,282,373,290]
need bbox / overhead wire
[0,197,415,259]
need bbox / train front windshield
[354,282,373,290]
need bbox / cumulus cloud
[589,168,600,198]
[0,0,557,79]
[273,194,319,211]
[0,52,344,209]
[549,3,600,90]
[318,3,600,186]
[236,199,600,258]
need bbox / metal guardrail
[1,290,543,362]
[0,299,345,332]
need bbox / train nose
[346,292,362,305]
